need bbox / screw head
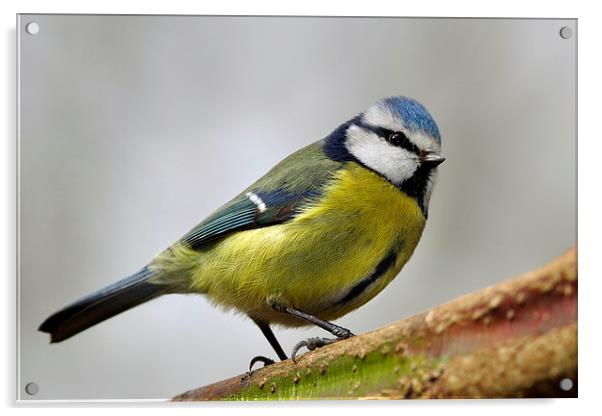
[559,26,573,39]
[25,22,40,35]
[25,382,39,395]
[559,377,573,391]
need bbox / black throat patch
[397,164,434,218]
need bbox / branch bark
[173,248,577,400]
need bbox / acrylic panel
[18,15,576,400]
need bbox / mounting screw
[559,377,573,391]
[25,382,39,396]
[25,22,40,35]
[559,26,573,39]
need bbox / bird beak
[420,152,446,167]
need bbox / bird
[39,95,444,366]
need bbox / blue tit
[39,95,444,364]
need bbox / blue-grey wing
[180,189,322,249]
[180,140,343,250]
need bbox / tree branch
[173,248,577,400]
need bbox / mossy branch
[173,248,577,400]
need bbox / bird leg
[248,318,288,372]
[269,302,355,361]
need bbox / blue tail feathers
[39,267,165,343]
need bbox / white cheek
[345,125,418,184]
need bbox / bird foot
[291,331,354,362]
[247,355,276,375]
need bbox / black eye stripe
[356,122,419,154]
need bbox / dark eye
[387,131,408,147]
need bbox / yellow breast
[181,162,426,326]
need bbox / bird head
[345,96,443,185]
[324,96,444,214]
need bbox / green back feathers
[179,140,343,250]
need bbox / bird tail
[39,267,166,343]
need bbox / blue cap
[383,96,441,144]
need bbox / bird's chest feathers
[298,163,425,242]
[191,163,426,319]
[287,163,427,311]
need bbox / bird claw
[246,355,276,377]
[291,337,337,362]
[332,327,355,338]
[291,327,355,362]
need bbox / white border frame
[3,1,600,415]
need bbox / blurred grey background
[18,15,576,400]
